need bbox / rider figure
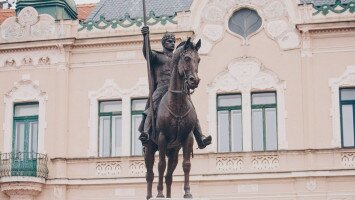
[138,26,212,149]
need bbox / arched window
[228,8,262,39]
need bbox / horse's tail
[191,149,194,158]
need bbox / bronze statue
[139,26,211,199]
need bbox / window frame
[339,88,355,148]
[12,102,39,153]
[216,93,243,152]
[98,99,122,157]
[251,91,278,151]
[130,98,147,156]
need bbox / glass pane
[231,110,243,152]
[218,111,230,152]
[132,115,143,156]
[218,94,241,107]
[342,105,355,147]
[252,93,276,105]
[252,109,264,151]
[29,121,38,153]
[112,116,122,156]
[14,122,26,152]
[99,116,111,157]
[228,8,262,39]
[100,101,122,113]
[14,104,39,117]
[265,108,277,150]
[132,99,147,111]
[341,89,355,101]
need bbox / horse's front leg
[157,133,166,198]
[144,142,157,200]
[166,148,180,198]
[182,132,194,199]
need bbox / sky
[75,0,100,4]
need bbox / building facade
[0,0,355,199]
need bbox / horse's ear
[184,37,191,50]
[196,39,201,51]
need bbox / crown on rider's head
[162,32,175,45]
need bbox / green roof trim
[312,0,355,15]
[16,0,78,20]
[79,11,177,31]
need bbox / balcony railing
[0,152,48,178]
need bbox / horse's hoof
[146,195,152,200]
[156,193,165,198]
[184,193,193,198]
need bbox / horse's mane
[172,40,197,68]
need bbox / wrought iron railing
[0,152,48,178]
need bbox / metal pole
[142,0,156,139]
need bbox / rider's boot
[139,114,151,146]
[193,120,212,149]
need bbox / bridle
[168,49,196,95]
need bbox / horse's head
[174,38,202,90]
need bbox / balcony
[0,152,48,200]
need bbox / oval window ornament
[228,8,262,39]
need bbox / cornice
[72,31,194,49]
[297,21,355,34]
[0,38,75,53]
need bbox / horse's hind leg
[144,142,157,200]
[157,133,166,198]
[166,148,180,198]
[182,132,194,199]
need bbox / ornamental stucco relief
[216,156,244,172]
[0,49,64,69]
[207,58,287,152]
[3,74,47,154]
[251,155,280,170]
[196,0,300,54]
[0,7,63,42]
[329,66,355,148]
[129,161,146,176]
[96,162,122,176]
[341,153,355,167]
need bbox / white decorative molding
[306,179,317,192]
[88,78,148,157]
[195,0,300,54]
[96,161,122,176]
[0,49,65,69]
[129,160,146,176]
[251,155,280,170]
[53,186,66,200]
[329,66,355,148]
[3,74,48,154]
[341,153,355,167]
[0,6,64,42]
[216,156,244,172]
[1,181,43,200]
[207,57,287,152]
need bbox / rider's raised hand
[141,26,149,36]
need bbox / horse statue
[144,38,202,199]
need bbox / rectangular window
[251,92,277,151]
[340,88,355,147]
[13,103,39,153]
[98,100,122,157]
[217,94,243,152]
[12,102,39,176]
[131,99,147,156]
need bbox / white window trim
[329,65,355,148]
[207,57,287,152]
[88,78,148,157]
[3,74,48,154]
